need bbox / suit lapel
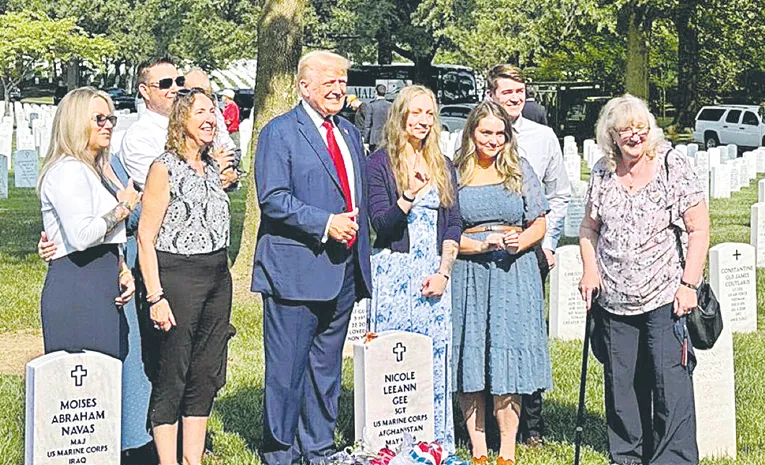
[295,105,342,192]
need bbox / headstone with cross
[25,350,121,465]
[710,242,757,333]
[353,331,434,452]
[549,245,587,340]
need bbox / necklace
[623,157,648,191]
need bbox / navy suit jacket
[251,104,373,301]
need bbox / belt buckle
[486,225,496,232]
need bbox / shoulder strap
[664,150,687,267]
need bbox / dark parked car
[105,88,136,112]
[9,86,21,102]
[233,88,254,120]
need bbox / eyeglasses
[93,114,118,128]
[175,87,207,100]
[149,76,186,90]
[615,126,649,142]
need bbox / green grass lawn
[2,168,765,465]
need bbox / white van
[693,105,765,150]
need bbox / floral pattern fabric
[585,144,704,315]
[370,187,455,454]
[153,152,230,255]
[451,158,552,395]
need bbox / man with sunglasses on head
[121,57,185,187]
[485,64,571,448]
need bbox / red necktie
[322,119,355,248]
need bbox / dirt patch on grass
[0,329,43,376]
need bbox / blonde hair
[454,100,523,192]
[297,50,350,90]
[165,88,215,161]
[380,85,454,207]
[595,94,665,172]
[37,87,114,194]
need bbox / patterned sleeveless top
[154,152,230,255]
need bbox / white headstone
[17,130,35,151]
[354,331,434,451]
[14,150,39,188]
[726,144,738,161]
[564,155,581,183]
[709,243,757,333]
[549,245,586,340]
[759,179,765,203]
[687,143,699,159]
[239,118,253,155]
[693,307,737,460]
[25,351,121,465]
[0,154,7,199]
[694,151,710,203]
[736,158,749,189]
[743,151,757,180]
[751,203,765,268]
[728,161,740,192]
[343,299,369,358]
[708,147,721,168]
[711,164,731,199]
[563,181,588,237]
[756,148,765,173]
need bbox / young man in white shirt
[487,63,572,447]
[121,57,184,187]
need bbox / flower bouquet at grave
[326,433,467,465]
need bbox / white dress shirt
[40,157,126,260]
[301,101,357,242]
[120,109,168,186]
[513,116,571,251]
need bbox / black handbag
[665,151,723,350]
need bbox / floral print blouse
[585,143,704,315]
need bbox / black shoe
[523,435,544,448]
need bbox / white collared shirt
[513,116,571,251]
[120,109,169,186]
[301,100,357,242]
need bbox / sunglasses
[175,87,207,99]
[150,76,186,90]
[93,114,118,128]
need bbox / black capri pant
[149,248,232,426]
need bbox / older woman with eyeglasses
[138,87,237,465]
[38,87,140,360]
[579,95,709,465]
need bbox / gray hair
[595,94,664,172]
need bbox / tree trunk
[674,0,700,128]
[377,31,393,64]
[230,0,305,294]
[66,58,81,91]
[624,11,650,100]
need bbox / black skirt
[40,244,128,360]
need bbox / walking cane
[574,289,597,465]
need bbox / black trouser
[148,249,233,426]
[517,245,550,441]
[597,303,698,465]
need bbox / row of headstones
[548,241,750,459]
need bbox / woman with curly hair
[451,100,551,465]
[366,85,462,452]
[137,87,238,465]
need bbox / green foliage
[0,9,114,93]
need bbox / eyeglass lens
[158,76,186,90]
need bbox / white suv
[692,105,765,149]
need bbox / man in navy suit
[252,50,372,465]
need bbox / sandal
[471,456,488,465]
[497,457,515,465]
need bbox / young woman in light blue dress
[452,100,551,465]
[366,85,462,453]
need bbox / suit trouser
[599,303,699,465]
[261,258,360,465]
[518,245,550,441]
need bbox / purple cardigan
[366,149,462,254]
